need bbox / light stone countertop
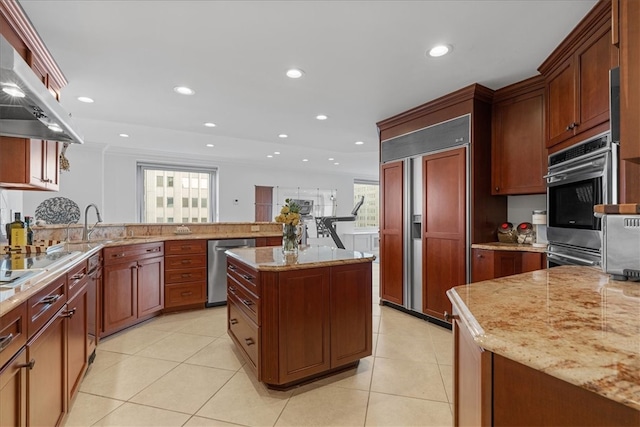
[225,245,376,271]
[447,265,640,411]
[471,241,547,253]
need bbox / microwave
[603,214,640,281]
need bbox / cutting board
[593,204,640,214]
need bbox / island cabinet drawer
[165,282,206,308]
[228,298,259,373]
[164,240,206,256]
[165,267,206,284]
[103,242,164,265]
[27,274,67,339]
[164,253,206,270]
[67,260,88,300]
[227,259,260,296]
[228,279,259,325]
[0,301,27,369]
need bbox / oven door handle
[543,161,599,180]
[547,251,597,266]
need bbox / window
[354,180,379,228]
[137,163,217,223]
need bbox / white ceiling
[19,0,597,178]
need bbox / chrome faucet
[82,203,103,241]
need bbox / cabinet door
[471,249,494,282]
[137,256,164,318]
[330,263,372,368]
[274,268,331,385]
[492,87,546,195]
[27,311,66,427]
[423,148,466,320]
[102,261,137,335]
[494,252,522,278]
[66,285,88,402]
[0,348,27,427]
[42,140,60,190]
[380,161,404,305]
[546,59,576,147]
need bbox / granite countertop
[471,241,547,253]
[97,231,281,246]
[225,245,376,271]
[447,265,640,410]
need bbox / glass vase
[282,223,300,255]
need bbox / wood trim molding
[538,0,611,74]
[0,0,67,89]
[492,75,545,103]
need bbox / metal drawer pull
[17,359,36,370]
[181,291,193,297]
[242,299,253,307]
[228,286,236,292]
[228,265,236,271]
[181,246,192,250]
[241,274,253,281]
[70,273,85,280]
[444,311,459,322]
[146,247,161,252]
[61,308,77,318]
[0,333,14,352]
[181,259,192,264]
[181,273,192,278]
[230,318,238,325]
[112,253,126,258]
[244,338,255,346]
[39,294,61,305]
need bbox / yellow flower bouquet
[275,199,302,253]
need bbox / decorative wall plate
[35,197,81,224]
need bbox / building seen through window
[354,180,379,228]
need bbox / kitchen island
[225,245,375,389]
[447,265,639,426]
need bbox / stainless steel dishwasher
[207,239,255,306]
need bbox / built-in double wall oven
[545,132,618,267]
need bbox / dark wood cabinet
[0,348,28,427]
[422,147,466,319]
[471,248,546,282]
[0,138,60,191]
[164,240,207,311]
[255,236,282,247]
[102,242,164,336]
[227,255,372,388]
[66,262,89,402]
[539,0,618,151]
[492,76,546,195]
[379,160,404,305]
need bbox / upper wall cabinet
[492,76,546,195]
[539,0,618,151]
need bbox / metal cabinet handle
[17,359,36,370]
[112,253,126,258]
[181,273,192,278]
[180,291,193,297]
[242,299,253,307]
[230,318,238,325]
[70,273,85,280]
[146,247,161,252]
[228,286,236,293]
[228,265,236,271]
[444,311,459,322]
[181,259,192,264]
[244,338,255,346]
[241,274,253,281]
[39,294,61,305]
[0,333,14,352]
[61,308,77,318]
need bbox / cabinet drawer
[228,299,259,372]
[228,279,259,325]
[103,242,164,266]
[164,240,206,256]
[165,267,206,284]
[165,282,206,308]
[227,258,259,296]
[165,254,206,270]
[0,302,27,369]
[27,275,67,339]
[67,260,88,300]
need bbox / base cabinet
[164,240,207,311]
[471,249,546,282]
[0,348,27,427]
[227,257,372,387]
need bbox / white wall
[20,144,377,225]
[506,194,546,225]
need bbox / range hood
[0,34,84,144]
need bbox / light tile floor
[64,264,454,427]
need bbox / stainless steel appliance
[603,214,640,280]
[545,132,618,267]
[206,238,255,306]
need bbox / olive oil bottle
[10,212,27,247]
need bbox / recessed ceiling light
[48,124,62,132]
[274,151,281,155]
[204,122,216,127]
[173,86,195,95]
[316,114,328,120]
[428,44,452,57]
[355,141,364,145]
[286,68,304,79]
[1,83,25,97]
[77,96,94,103]
[119,133,129,138]
[334,162,340,165]
[302,159,309,162]
[206,143,214,147]
[278,134,288,138]
[328,158,334,161]
[267,154,273,158]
